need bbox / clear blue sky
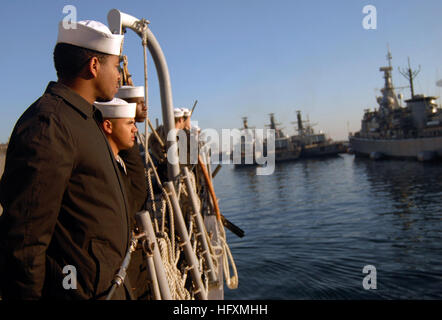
[2,0,442,143]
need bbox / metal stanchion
[136,210,173,300]
[164,181,208,300]
[106,236,138,300]
[182,166,217,283]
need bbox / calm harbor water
[215,154,442,299]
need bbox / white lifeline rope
[156,185,192,299]
[157,234,191,300]
[183,171,221,294]
[195,158,239,290]
[142,150,192,299]
[217,220,239,290]
[140,137,237,297]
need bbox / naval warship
[349,51,442,161]
[234,114,301,167]
[290,111,344,158]
[265,113,301,162]
[233,117,261,167]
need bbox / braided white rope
[157,234,191,300]
[141,147,238,298]
[218,220,238,289]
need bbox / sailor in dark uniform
[148,108,186,183]
[0,20,133,299]
[177,108,200,220]
[115,85,149,210]
[116,85,147,124]
[94,98,138,171]
[115,85,151,299]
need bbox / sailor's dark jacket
[119,140,147,227]
[0,82,132,299]
[118,141,149,299]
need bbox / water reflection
[232,165,260,197]
[218,155,442,299]
[353,157,442,215]
[352,157,442,285]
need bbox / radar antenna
[398,57,421,99]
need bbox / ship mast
[381,46,394,91]
[398,57,421,99]
[378,48,401,111]
[269,113,276,130]
[292,110,316,136]
[387,46,392,68]
[267,113,284,138]
[242,117,249,129]
[296,110,304,135]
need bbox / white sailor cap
[174,108,184,118]
[191,125,200,134]
[181,108,191,117]
[115,85,145,99]
[94,98,136,118]
[57,20,124,56]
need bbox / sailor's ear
[102,119,113,134]
[88,56,100,78]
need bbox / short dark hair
[53,43,109,80]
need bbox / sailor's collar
[115,154,127,175]
[45,81,95,118]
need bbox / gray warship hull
[349,136,442,160]
[300,142,344,158]
[275,149,301,162]
[351,50,442,162]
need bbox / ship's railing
[106,9,238,300]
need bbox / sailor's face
[184,117,191,130]
[126,97,147,122]
[96,55,121,101]
[112,118,137,151]
[175,117,185,130]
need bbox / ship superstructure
[350,50,442,161]
[233,117,261,167]
[265,113,301,162]
[290,111,344,158]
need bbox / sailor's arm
[0,112,74,299]
[148,128,167,163]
